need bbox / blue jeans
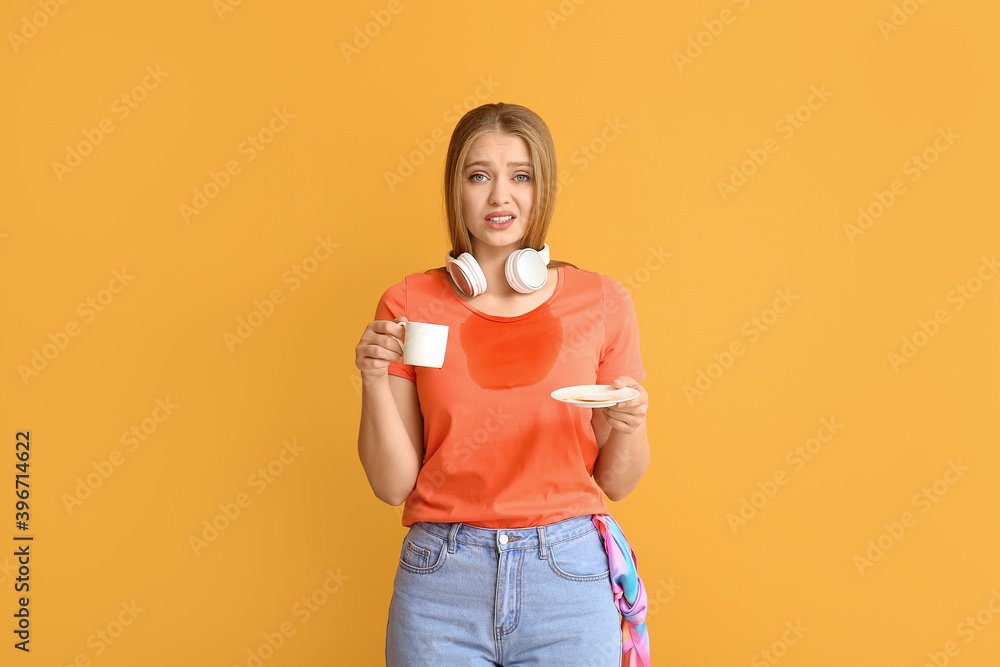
[385,514,622,666]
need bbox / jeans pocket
[547,529,610,582]
[398,524,448,574]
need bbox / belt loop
[448,523,461,553]
[537,525,548,559]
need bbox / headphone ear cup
[446,252,487,297]
[505,247,549,293]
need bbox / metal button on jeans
[498,534,509,545]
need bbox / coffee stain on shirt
[460,307,563,390]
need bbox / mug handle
[394,320,407,354]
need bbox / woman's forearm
[593,423,650,502]
[358,375,423,506]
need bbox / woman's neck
[470,243,521,298]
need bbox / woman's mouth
[486,214,515,230]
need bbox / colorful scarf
[592,514,651,667]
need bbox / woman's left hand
[602,376,648,434]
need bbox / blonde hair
[444,103,570,266]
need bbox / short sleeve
[596,276,646,384]
[373,278,416,382]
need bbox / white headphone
[446,244,551,298]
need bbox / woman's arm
[591,376,650,502]
[356,319,424,506]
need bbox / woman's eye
[469,173,487,182]
[514,173,531,182]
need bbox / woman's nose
[489,185,509,205]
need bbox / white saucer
[550,384,639,408]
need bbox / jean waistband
[413,514,599,554]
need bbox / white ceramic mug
[400,321,449,368]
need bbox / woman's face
[461,132,534,255]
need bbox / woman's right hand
[355,317,407,381]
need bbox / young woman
[355,103,651,666]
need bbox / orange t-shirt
[374,265,645,528]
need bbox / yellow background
[2,0,998,664]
